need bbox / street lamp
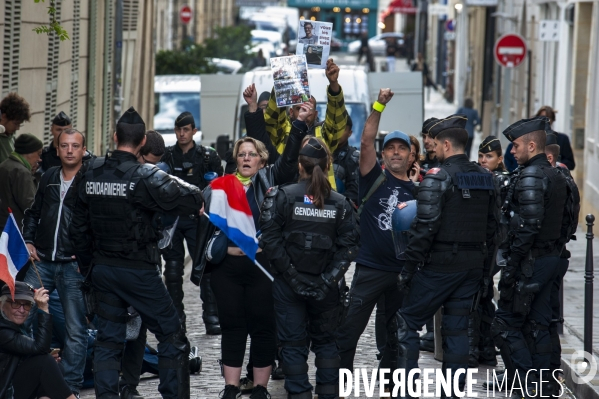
[454,3,463,12]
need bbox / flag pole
[29,259,44,288]
[202,213,274,282]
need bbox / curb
[561,350,599,399]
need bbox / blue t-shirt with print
[355,162,415,272]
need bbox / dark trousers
[549,258,569,371]
[495,256,561,375]
[273,276,340,398]
[121,323,148,388]
[162,217,197,318]
[478,276,497,361]
[210,253,276,368]
[92,264,186,398]
[398,268,482,392]
[336,264,404,371]
[12,353,73,399]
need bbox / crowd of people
[0,58,580,399]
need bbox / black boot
[419,331,434,352]
[200,273,221,335]
[120,385,144,399]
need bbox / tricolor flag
[209,175,259,262]
[0,210,30,299]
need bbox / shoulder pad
[520,165,545,179]
[424,167,450,180]
[91,157,106,169]
[137,163,160,179]
[350,149,360,163]
[83,151,93,161]
[265,186,279,198]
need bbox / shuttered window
[2,0,21,97]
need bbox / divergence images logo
[570,350,598,384]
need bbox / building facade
[0,0,155,156]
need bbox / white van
[236,65,370,149]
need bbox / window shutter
[70,0,81,127]
[2,0,22,97]
[43,1,63,145]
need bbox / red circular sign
[494,34,527,68]
[180,5,192,24]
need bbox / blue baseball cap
[383,130,411,147]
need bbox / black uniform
[332,143,359,205]
[396,115,497,398]
[492,117,569,395]
[70,135,203,397]
[260,179,359,399]
[160,141,223,332]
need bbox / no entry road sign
[494,33,527,68]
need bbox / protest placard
[270,55,310,107]
[297,20,333,69]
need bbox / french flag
[209,175,259,262]
[0,211,30,299]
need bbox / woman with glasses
[194,85,308,399]
[0,281,76,399]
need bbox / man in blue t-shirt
[337,88,415,377]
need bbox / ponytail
[306,162,331,209]
[299,137,332,208]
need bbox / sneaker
[240,377,254,394]
[121,385,144,399]
[250,385,271,399]
[219,385,241,399]
[189,346,202,374]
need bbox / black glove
[499,260,518,287]
[481,277,490,299]
[398,268,415,292]
[283,267,317,298]
[311,277,332,301]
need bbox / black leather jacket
[190,117,307,285]
[0,311,52,398]
[23,166,82,262]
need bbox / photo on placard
[304,45,323,66]
[298,20,319,45]
[270,55,310,108]
[296,20,333,69]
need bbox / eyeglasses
[7,301,33,311]
[237,152,259,159]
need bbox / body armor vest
[85,157,159,264]
[280,182,344,275]
[534,165,567,242]
[434,162,493,245]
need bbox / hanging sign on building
[428,3,449,16]
[494,33,527,68]
[539,20,560,41]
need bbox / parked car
[347,32,405,56]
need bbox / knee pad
[164,261,184,283]
[165,328,190,353]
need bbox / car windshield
[154,92,201,132]
[252,37,269,43]
[237,102,368,149]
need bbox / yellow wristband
[373,101,386,113]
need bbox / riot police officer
[70,107,204,398]
[544,132,580,396]
[419,117,440,175]
[469,136,510,368]
[332,114,359,204]
[396,114,497,398]
[160,111,223,334]
[260,137,359,399]
[492,117,569,397]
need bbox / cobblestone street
[80,261,577,398]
